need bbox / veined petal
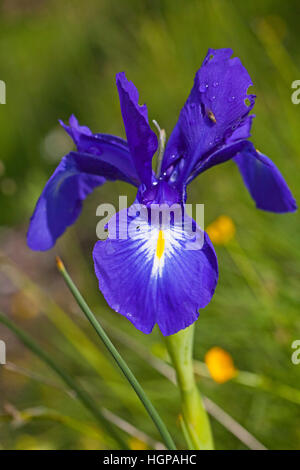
[60,115,140,186]
[74,133,140,186]
[162,48,255,186]
[187,139,296,213]
[116,72,158,187]
[187,139,253,182]
[93,207,218,336]
[234,145,297,213]
[27,151,135,251]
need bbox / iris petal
[234,145,297,213]
[72,133,140,186]
[162,48,255,186]
[188,139,253,181]
[28,112,143,251]
[59,114,92,148]
[116,72,158,187]
[27,149,138,251]
[60,115,140,186]
[27,152,105,251]
[93,207,218,336]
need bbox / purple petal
[60,116,140,186]
[74,133,140,186]
[188,139,253,182]
[162,48,255,186]
[27,149,138,251]
[59,114,92,148]
[116,72,158,187]
[93,207,218,336]
[234,145,297,213]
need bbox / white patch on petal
[129,217,184,278]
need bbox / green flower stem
[56,257,176,451]
[0,311,126,449]
[165,324,214,450]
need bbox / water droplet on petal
[228,96,235,102]
[179,159,185,170]
[213,81,219,87]
[199,84,206,92]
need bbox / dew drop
[228,96,235,102]
[213,81,219,87]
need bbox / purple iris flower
[27,48,297,336]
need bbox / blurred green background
[0,0,299,450]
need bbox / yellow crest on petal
[156,230,165,259]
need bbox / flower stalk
[165,324,214,450]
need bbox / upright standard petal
[27,150,137,251]
[162,48,255,187]
[116,72,158,187]
[234,145,297,213]
[93,207,218,336]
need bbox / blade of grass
[0,255,133,408]
[4,362,165,449]
[0,311,127,449]
[56,256,176,450]
[0,256,120,380]
[1,406,104,442]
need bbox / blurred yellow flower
[205,347,237,384]
[206,215,236,245]
[128,437,148,450]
